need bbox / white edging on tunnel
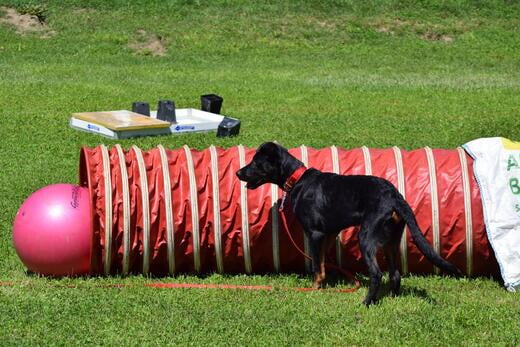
[158,145,176,275]
[133,145,151,275]
[183,145,201,273]
[115,144,131,275]
[238,145,252,274]
[100,145,113,275]
[457,147,473,276]
[209,145,224,273]
[392,146,408,275]
[424,147,441,275]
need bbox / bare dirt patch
[368,17,459,43]
[128,29,167,57]
[0,6,55,38]
[371,18,408,36]
[421,31,454,43]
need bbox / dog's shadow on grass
[324,273,436,304]
[384,285,436,304]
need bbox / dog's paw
[362,298,376,307]
[312,282,322,290]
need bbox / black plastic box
[132,101,150,116]
[201,94,223,114]
[216,116,240,137]
[157,100,176,123]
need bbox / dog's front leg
[309,231,326,289]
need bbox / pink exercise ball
[13,184,92,277]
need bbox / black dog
[236,142,461,306]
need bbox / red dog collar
[283,166,307,192]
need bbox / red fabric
[79,145,499,277]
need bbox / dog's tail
[394,193,462,276]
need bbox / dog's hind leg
[359,216,385,306]
[383,242,401,296]
[315,233,337,289]
[309,231,328,289]
[383,219,405,296]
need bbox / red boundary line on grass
[0,281,359,293]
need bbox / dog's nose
[236,169,243,179]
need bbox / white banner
[464,137,520,292]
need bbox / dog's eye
[261,161,274,174]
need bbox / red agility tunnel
[78,144,498,277]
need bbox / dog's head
[236,142,287,189]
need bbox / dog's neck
[273,150,305,192]
[280,155,306,192]
[283,166,307,192]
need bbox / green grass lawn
[1,0,519,345]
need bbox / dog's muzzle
[236,167,264,189]
[236,168,246,181]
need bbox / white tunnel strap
[392,146,408,275]
[270,141,280,273]
[271,183,280,272]
[158,145,175,275]
[425,147,441,274]
[209,145,224,273]
[100,145,113,276]
[457,147,473,276]
[115,145,131,275]
[330,146,343,266]
[238,145,252,274]
[267,142,282,272]
[299,145,311,273]
[133,145,151,275]
[269,142,282,272]
[361,146,372,175]
[183,145,201,273]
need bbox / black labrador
[236,142,461,306]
